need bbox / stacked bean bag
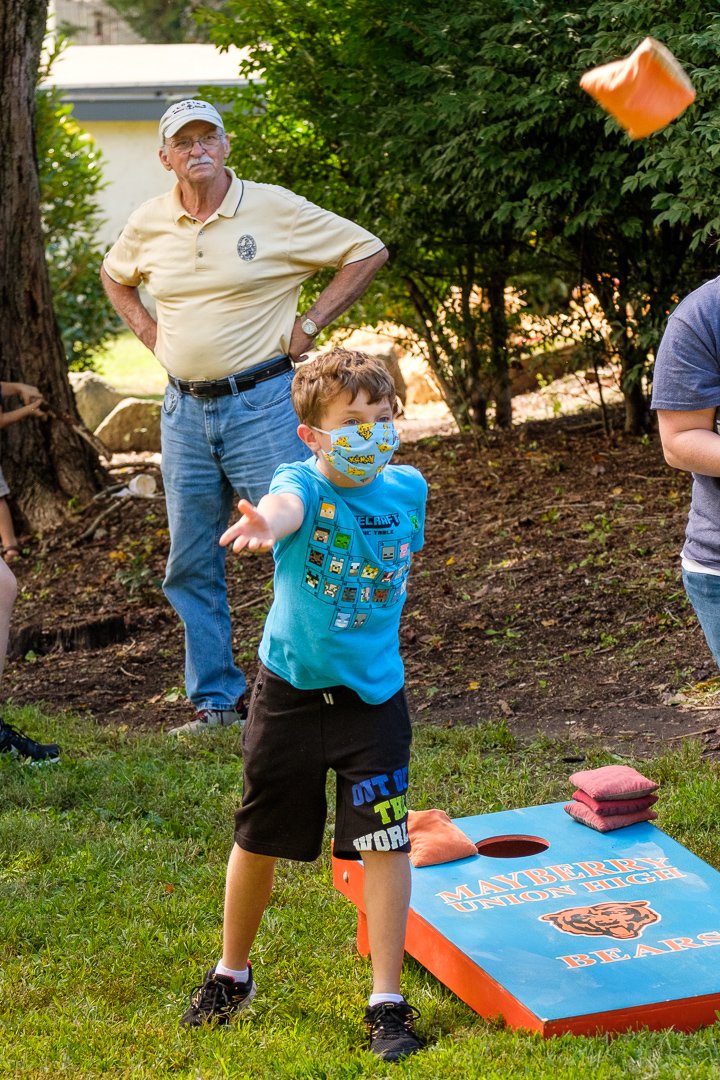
[564,765,659,832]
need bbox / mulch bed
[6,406,720,759]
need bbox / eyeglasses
[168,133,224,153]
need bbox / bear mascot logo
[539,900,661,940]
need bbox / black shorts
[234,663,412,862]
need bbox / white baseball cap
[159,99,224,141]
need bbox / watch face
[302,318,319,336]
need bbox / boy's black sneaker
[0,720,60,764]
[179,965,256,1028]
[364,1000,423,1061]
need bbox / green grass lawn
[93,331,167,398]
[2,709,720,1079]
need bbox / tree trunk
[458,271,487,430]
[404,273,470,431]
[488,276,511,429]
[0,0,105,533]
[622,365,650,435]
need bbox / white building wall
[88,121,174,248]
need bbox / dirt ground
[7,402,720,761]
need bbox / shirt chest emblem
[236,234,257,260]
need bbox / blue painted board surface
[409,804,720,1022]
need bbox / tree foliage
[203,0,520,429]
[204,0,720,432]
[453,1,720,433]
[36,43,118,370]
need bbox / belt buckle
[188,384,206,399]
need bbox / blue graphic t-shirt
[259,457,427,703]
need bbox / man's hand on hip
[288,320,317,363]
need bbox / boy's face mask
[313,420,400,483]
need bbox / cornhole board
[332,802,720,1036]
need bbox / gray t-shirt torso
[652,275,720,569]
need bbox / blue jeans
[682,566,720,668]
[161,362,309,710]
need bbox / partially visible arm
[1,382,42,405]
[0,400,45,429]
[657,408,720,475]
[100,265,158,353]
[288,248,389,361]
[220,494,305,553]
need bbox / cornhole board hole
[332,803,720,1036]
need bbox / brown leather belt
[168,356,292,398]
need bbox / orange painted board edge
[542,992,720,1037]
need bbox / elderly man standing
[101,99,388,735]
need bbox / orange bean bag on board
[579,37,695,139]
[407,809,478,867]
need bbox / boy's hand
[220,499,275,553]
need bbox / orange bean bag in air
[579,37,695,139]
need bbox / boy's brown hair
[292,348,399,428]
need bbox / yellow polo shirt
[103,169,385,381]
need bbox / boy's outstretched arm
[220,494,304,554]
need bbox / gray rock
[69,371,125,431]
[94,397,161,452]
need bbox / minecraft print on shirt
[300,497,420,632]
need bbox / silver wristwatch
[301,316,320,337]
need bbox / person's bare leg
[0,500,19,561]
[221,843,277,970]
[362,850,411,995]
[0,559,16,678]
